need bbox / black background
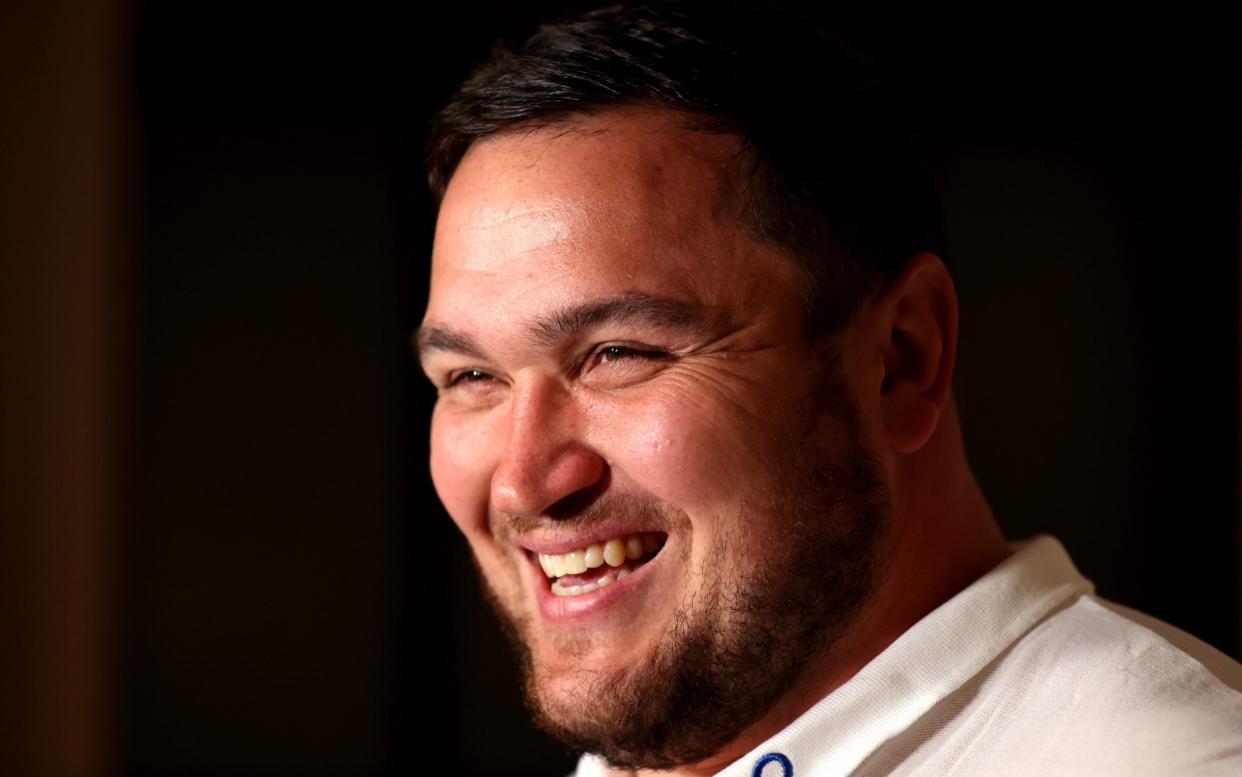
[124,2,1240,775]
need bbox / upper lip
[514,525,668,556]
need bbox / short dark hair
[426,0,946,336]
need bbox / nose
[490,376,607,519]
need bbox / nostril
[491,440,608,520]
[546,472,611,520]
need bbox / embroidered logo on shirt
[751,751,793,777]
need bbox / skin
[418,106,1011,776]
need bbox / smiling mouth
[536,532,667,597]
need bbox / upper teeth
[538,532,662,578]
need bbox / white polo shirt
[572,535,1242,776]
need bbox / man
[415,2,1242,775]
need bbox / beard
[472,344,893,771]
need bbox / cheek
[589,382,768,513]
[429,407,500,539]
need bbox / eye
[578,343,671,388]
[445,368,497,388]
[595,344,668,364]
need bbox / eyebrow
[528,292,711,347]
[413,326,487,361]
[414,292,713,364]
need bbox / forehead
[427,107,800,325]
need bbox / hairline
[430,100,740,205]
[433,102,862,334]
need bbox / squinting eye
[597,345,666,363]
[446,368,494,388]
[579,344,670,388]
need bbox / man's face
[419,108,892,769]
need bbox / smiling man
[415,2,1242,776]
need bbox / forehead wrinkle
[447,200,578,264]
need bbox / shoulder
[1048,596,1242,728]
[859,592,1242,777]
[969,593,1242,774]
[1086,597,1242,690]
[1027,594,1242,704]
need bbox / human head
[420,0,961,771]
[421,106,896,770]
[426,0,947,339]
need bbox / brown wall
[1,0,126,774]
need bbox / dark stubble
[474,344,893,770]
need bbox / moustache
[498,490,687,539]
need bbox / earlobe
[876,252,958,454]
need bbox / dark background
[3,2,1239,775]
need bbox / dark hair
[426,0,946,336]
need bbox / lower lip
[532,546,664,625]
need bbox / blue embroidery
[751,751,793,777]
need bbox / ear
[872,252,958,454]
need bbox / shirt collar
[574,534,1093,777]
